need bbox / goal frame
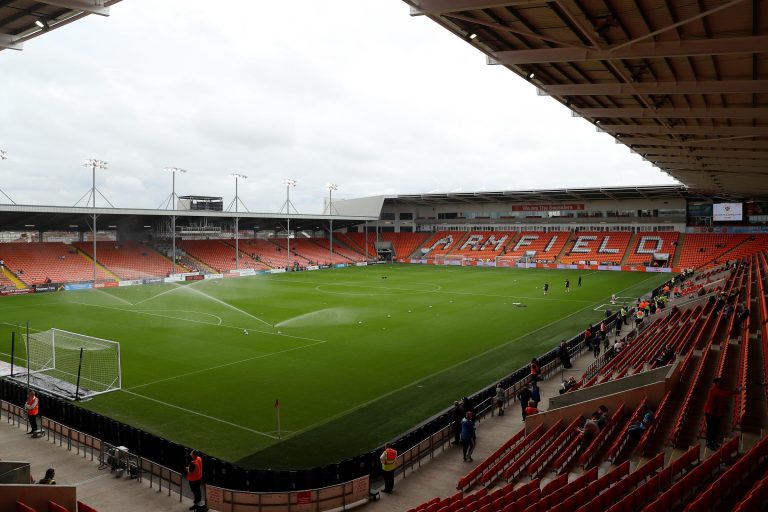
[11,327,122,401]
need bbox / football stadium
[1,1,767,512]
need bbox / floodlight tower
[280,179,298,270]
[0,150,16,205]
[228,173,248,270]
[83,159,108,284]
[326,183,338,261]
[161,167,187,273]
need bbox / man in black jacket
[451,401,465,444]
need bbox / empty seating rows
[381,232,430,259]
[497,231,569,263]
[177,240,269,272]
[625,232,680,266]
[0,242,111,285]
[447,231,517,260]
[73,241,182,280]
[677,234,749,269]
[310,237,365,263]
[559,231,632,265]
[271,238,345,265]
[335,232,376,259]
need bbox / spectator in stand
[517,385,532,420]
[558,341,572,369]
[620,306,628,325]
[596,405,609,429]
[703,377,742,450]
[460,412,476,462]
[524,400,539,417]
[559,377,578,394]
[451,401,465,445]
[578,413,600,446]
[37,468,56,485]
[493,384,505,417]
[530,381,541,408]
[612,339,625,354]
[627,406,655,440]
[723,303,734,322]
[654,345,674,366]
[736,304,750,327]
[584,326,593,352]
[599,321,608,342]
[706,294,717,312]
[529,358,541,382]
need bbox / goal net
[433,254,466,266]
[10,328,121,401]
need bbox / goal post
[9,328,121,401]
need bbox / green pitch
[0,264,667,468]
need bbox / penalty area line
[120,389,278,440]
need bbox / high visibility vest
[187,456,203,481]
[382,448,397,471]
[636,310,645,320]
[26,396,38,416]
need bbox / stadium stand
[0,242,111,284]
[419,231,467,260]
[624,232,680,266]
[310,237,365,263]
[176,240,269,272]
[559,231,632,265]
[495,231,570,264]
[73,241,184,280]
[270,238,336,265]
[337,232,377,259]
[445,231,517,261]
[381,232,430,259]
[677,234,750,269]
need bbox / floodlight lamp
[230,173,248,180]
[526,72,535,80]
[326,183,338,192]
[83,159,108,170]
[283,178,296,187]
[68,224,78,228]
[0,149,6,160]
[164,167,187,174]
[35,18,49,30]
[24,224,35,228]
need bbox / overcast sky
[0,0,678,214]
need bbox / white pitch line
[127,338,327,390]
[120,389,278,439]
[66,301,327,344]
[132,282,187,306]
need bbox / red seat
[16,502,37,512]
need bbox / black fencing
[0,272,678,492]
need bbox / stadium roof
[404,0,768,199]
[0,204,376,233]
[0,0,120,52]
[384,184,729,205]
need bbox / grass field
[0,264,668,468]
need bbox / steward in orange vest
[186,450,207,511]
[380,443,397,493]
[25,390,41,436]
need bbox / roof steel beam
[407,0,549,15]
[575,107,768,119]
[650,157,768,165]
[600,125,768,136]
[491,36,768,65]
[621,138,768,149]
[637,149,768,158]
[660,164,768,172]
[539,80,768,96]
[0,32,22,50]
[41,0,109,15]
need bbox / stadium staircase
[671,233,686,267]
[336,232,375,259]
[1,267,25,288]
[620,232,639,264]
[73,241,185,280]
[73,246,121,281]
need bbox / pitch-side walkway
[0,418,193,511]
